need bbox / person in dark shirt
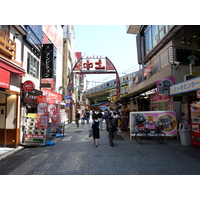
[75,110,80,128]
[91,115,100,147]
[92,110,97,120]
[106,112,117,147]
[85,110,90,124]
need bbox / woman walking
[90,115,100,147]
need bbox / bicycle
[135,125,167,144]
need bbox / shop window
[152,25,159,47]
[27,53,39,78]
[145,26,152,55]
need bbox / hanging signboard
[23,80,35,92]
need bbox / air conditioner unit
[184,74,195,81]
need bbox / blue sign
[66,104,70,107]
[65,95,70,99]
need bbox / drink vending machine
[191,101,200,148]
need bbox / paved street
[1,121,200,175]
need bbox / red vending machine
[191,101,200,148]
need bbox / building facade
[0,25,76,147]
[126,25,200,130]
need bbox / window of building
[144,25,174,56]
[145,26,152,55]
[27,53,39,78]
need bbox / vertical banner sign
[41,44,54,78]
[36,95,48,128]
[48,99,58,123]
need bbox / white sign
[170,77,200,95]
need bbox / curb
[0,146,24,162]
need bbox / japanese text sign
[170,77,200,95]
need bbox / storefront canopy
[91,102,106,106]
[0,57,25,77]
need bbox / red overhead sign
[0,68,10,89]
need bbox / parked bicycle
[135,125,166,144]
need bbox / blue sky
[74,25,139,88]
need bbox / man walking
[75,110,80,128]
[106,112,117,147]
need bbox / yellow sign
[27,113,38,118]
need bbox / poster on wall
[156,76,174,95]
[130,111,177,139]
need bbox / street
[1,121,200,175]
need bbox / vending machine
[191,101,200,148]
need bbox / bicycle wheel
[135,132,147,144]
[157,132,166,144]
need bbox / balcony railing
[0,30,16,59]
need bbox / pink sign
[156,76,174,95]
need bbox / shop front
[170,76,200,147]
[0,57,25,147]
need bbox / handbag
[89,129,93,137]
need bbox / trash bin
[178,125,192,146]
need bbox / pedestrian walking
[90,115,100,147]
[106,112,117,147]
[85,110,90,124]
[75,110,80,128]
[92,110,97,120]
[97,110,103,130]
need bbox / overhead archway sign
[69,56,120,101]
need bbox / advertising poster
[156,76,174,95]
[36,95,48,128]
[48,99,58,123]
[23,113,46,146]
[130,111,177,139]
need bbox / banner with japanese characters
[48,99,59,123]
[36,95,48,128]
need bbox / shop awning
[91,102,106,106]
[99,103,110,107]
[0,57,25,77]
